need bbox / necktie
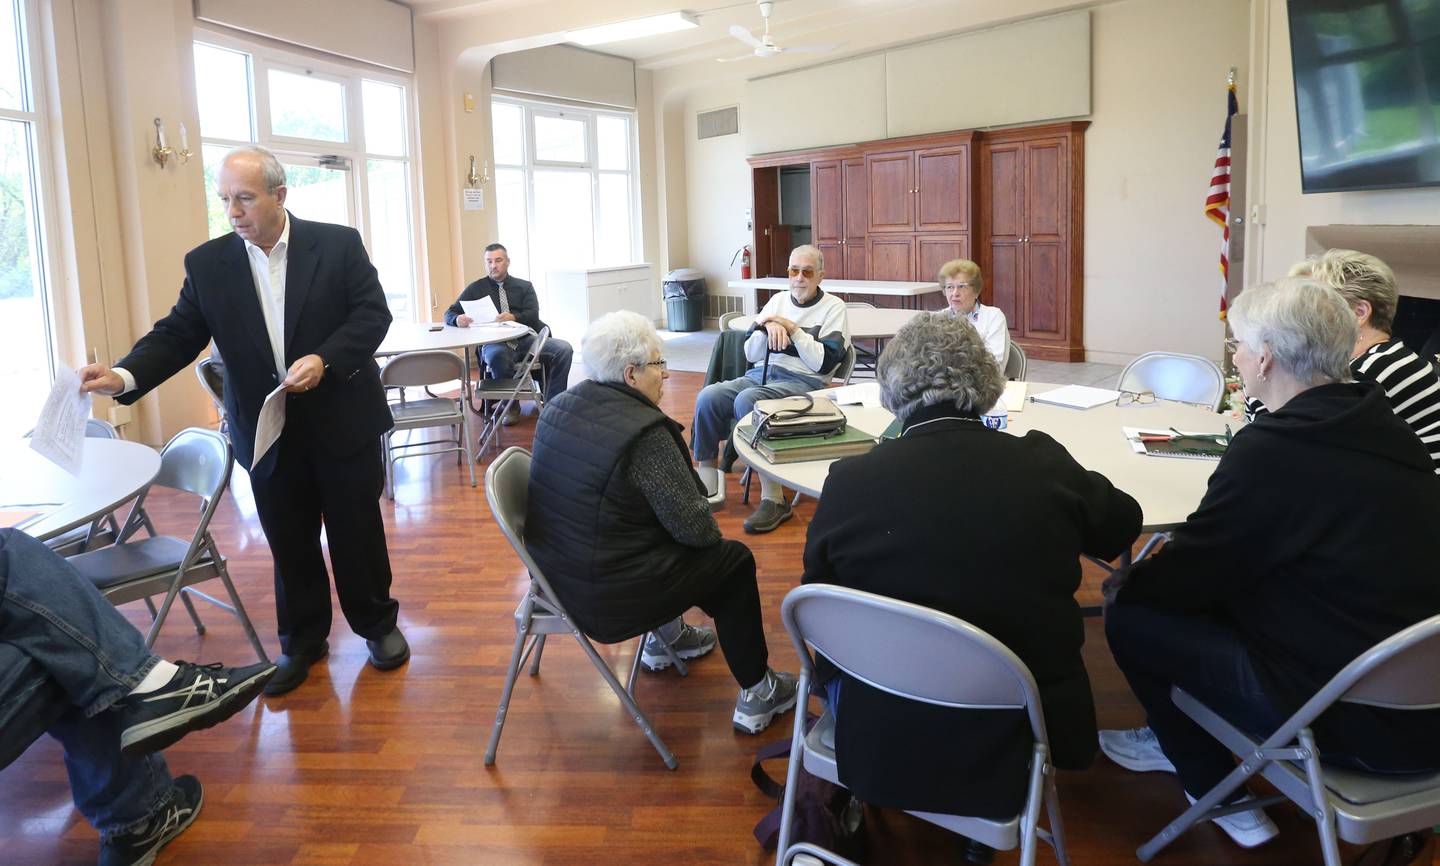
[496,282,510,314]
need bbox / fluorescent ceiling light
[567,11,699,46]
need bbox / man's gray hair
[1229,276,1357,385]
[877,312,1004,421]
[224,145,287,193]
[582,310,662,384]
[791,244,824,273]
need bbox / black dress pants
[249,430,399,656]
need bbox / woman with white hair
[524,311,797,735]
[1245,249,1440,473]
[1102,277,1440,851]
[800,312,1141,828]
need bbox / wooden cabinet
[980,123,1086,361]
[867,234,968,286]
[865,142,969,235]
[811,158,868,279]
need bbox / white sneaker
[1186,793,1279,849]
[698,466,725,512]
[733,669,798,734]
[1098,725,1177,774]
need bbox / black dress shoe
[262,641,329,696]
[367,628,410,670]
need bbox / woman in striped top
[1243,248,1440,473]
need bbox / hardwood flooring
[1,371,1433,865]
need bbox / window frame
[192,28,421,321]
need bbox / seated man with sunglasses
[691,244,851,534]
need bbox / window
[491,97,639,305]
[192,36,419,321]
[0,0,57,439]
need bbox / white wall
[681,81,751,308]
[1244,0,1440,286]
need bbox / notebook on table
[734,423,879,464]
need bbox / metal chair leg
[527,634,547,676]
[179,591,207,635]
[485,611,533,766]
[574,629,677,770]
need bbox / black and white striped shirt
[1246,339,1440,473]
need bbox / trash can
[663,268,706,332]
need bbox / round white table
[376,321,534,412]
[0,439,162,542]
[734,383,1236,533]
[729,307,922,340]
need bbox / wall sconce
[152,117,192,168]
[467,155,490,188]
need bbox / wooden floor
[2,371,1433,865]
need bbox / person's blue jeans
[1104,601,1287,799]
[0,529,174,837]
[482,333,574,402]
[691,366,823,462]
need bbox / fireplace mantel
[1305,225,1440,301]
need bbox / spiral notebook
[1123,427,1229,460]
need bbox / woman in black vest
[525,311,798,734]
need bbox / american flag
[1206,79,1238,320]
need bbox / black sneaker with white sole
[98,774,203,866]
[115,661,275,756]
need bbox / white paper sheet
[465,320,529,341]
[253,384,287,464]
[814,381,882,408]
[29,367,90,474]
[460,296,500,325]
[1028,384,1121,410]
[1002,380,1028,412]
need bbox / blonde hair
[1289,249,1398,332]
[937,259,983,294]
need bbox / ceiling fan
[719,0,840,62]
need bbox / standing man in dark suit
[443,242,573,424]
[79,146,408,696]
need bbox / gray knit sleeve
[625,426,722,548]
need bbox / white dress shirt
[113,212,291,394]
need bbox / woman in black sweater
[1102,277,1440,851]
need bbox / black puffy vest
[524,380,701,641]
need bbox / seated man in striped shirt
[1244,248,1440,473]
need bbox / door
[917,235,968,289]
[867,236,914,281]
[812,159,844,278]
[984,141,1025,335]
[915,144,968,232]
[752,166,781,278]
[842,158,867,279]
[1022,138,1068,340]
[277,153,356,228]
[865,149,914,234]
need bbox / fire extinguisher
[731,245,752,279]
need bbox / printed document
[253,384,286,464]
[460,297,500,325]
[1029,384,1121,410]
[30,367,90,474]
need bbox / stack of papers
[30,368,90,474]
[1029,384,1120,410]
[460,297,500,325]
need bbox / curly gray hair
[1228,277,1356,385]
[581,310,662,384]
[877,312,1004,421]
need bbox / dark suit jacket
[443,275,548,332]
[801,402,1141,817]
[116,214,393,472]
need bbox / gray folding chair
[482,446,689,770]
[1137,613,1440,865]
[41,419,129,557]
[66,428,270,664]
[777,584,1070,866]
[845,301,878,379]
[1005,341,1028,381]
[195,356,227,436]
[783,842,859,865]
[474,327,549,460]
[1118,351,1224,411]
[719,310,743,330]
[380,350,475,499]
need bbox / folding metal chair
[777,584,1070,866]
[474,327,549,460]
[1118,351,1225,411]
[483,446,689,770]
[380,350,476,498]
[1005,342,1028,381]
[845,301,878,379]
[66,428,270,664]
[195,356,228,436]
[40,420,130,557]
[1137,613,1440,865]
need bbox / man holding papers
[78,146,407,696]
[443,243,574,424]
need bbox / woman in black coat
[801,312,1142,820]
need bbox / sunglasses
[787,266,817,278]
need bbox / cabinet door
[1022,138,1069,340]
[843,242,867,282]
[818,243,844,278]
[915,144,969,232]
[865,150,915,234]
[842,158,867,278]
[984,141,1026,334]
[867,236,915,281]
[811,160,843,246]
[916,234,968,287]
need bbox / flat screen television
[1287,0,1440,193]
